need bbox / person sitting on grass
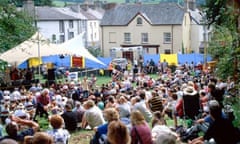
[130,110,153,144]
[188,100,240,144]
[61,103,78,133]
[24,132,53,144]
[47,115,70,144]
[0,115,39,142]
[90,108,119,144]
[107,120,130,144]
[0,138,18,144]
[82,100,105,129]
[151,111,179,144]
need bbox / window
[59,35,65,43]
[137,17,142,25]
[110,49,116,58]
[69,32,74,39]
[94,22,97,28]
[69,20,73,28]
[124,33,131,43]
[52,34,56,43]
[141,33,148,43]
[59,21,64,33]
[164,49,171,54]
[163,32,172,43]
[109,32,116,43]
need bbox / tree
[9,0,53,7]
[205,0,240,127]
[0,0,36,53]
[205,0,240,80]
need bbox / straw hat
[183,86,197,96]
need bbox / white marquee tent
[0,32,105,66]
[0,32,64,65]
[58,32,105,66]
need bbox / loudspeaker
[47,69,55,81]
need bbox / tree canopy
[205,0,240,80]
[10,0,53,7]
[0,0,36,53]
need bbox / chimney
[70,4,81,13]
[104,3,117,10]
[185,0,196,11]
[23,0,35,18]
[188,0,196,10]
[81,3,89,11]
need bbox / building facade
[35,7,87,44]
[100,3,191,60]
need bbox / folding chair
[182,93,201,125]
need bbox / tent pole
[38,32,41,79]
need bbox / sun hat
[183,86,197,96]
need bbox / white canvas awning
[58,32,105,66]
[0,32,62,65]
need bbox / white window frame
[137,17,143,25]
[163,32,172,43]
[141,33,148,43]
[124,33,131,43]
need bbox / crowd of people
[0,60,239,144]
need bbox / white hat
[3,90,10,96]
[63,85,68,90]
[16,103,25,109]
[14,109,27,117]
[183,86,197,96]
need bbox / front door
[122,51,133,62]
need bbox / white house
[186,0,211,53]
[69,5,105,48]
[35,7,87,44]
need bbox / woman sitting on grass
[107,120,130,144]
[130,110,153,144]
[90,108,119,144]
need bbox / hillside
[53,0,206,7]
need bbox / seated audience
[189,100,240,144]
[0,115,39,142]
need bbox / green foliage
[205,1,240,80]
[204,0,227,26]
[205,0,240,127]
[87,47,103,57]
[9,0,53,7]
[0,0,36,53]
[224,96,240,127]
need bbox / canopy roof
[58,32,105,66]
[0,32,61,65]
[0,32,105,66]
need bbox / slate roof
[100,3,185,26]
[36,7,80,21]
[80,9,98,20]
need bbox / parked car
[111,58,128,71]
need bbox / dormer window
[137,17,142,25]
